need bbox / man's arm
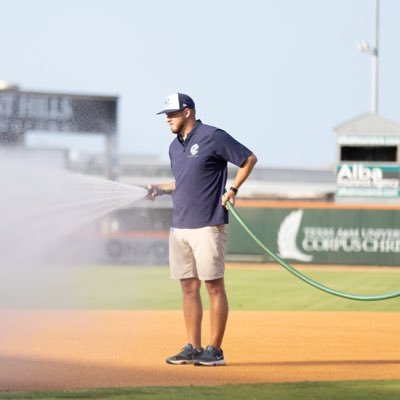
[146,182,176,201]
[222,153,257,207]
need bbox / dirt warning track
[0,310,399,392]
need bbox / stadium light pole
[371,0,379,114]
[357,0,380,114]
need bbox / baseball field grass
[3,264,399,311]
[0,380,399,400]
[1,264,399,399]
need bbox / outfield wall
[227,201,400,266]
[84,201,400,266]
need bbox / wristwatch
[229,186,238,194]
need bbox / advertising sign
[336,163,400,198]
[0,91,117,135]
[227,207,400,265]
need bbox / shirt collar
[178,120,202,144]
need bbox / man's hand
[222,189,237,208]
[145,185,165,201]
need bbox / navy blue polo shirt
[169,120,252,228]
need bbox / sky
[1,0,400,168]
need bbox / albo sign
[336,163,400,198]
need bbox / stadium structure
[1,82,400,266]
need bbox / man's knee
[180,278,201,297]
[205,278,226,296]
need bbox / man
[147,92,257,366]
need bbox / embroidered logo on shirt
[190,144,199,156]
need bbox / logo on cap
[157,92,195,115]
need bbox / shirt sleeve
[212,129,253,167]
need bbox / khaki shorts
[169,224,227,281]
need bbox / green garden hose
[227,202,400,301]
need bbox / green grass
[1,265,399,311]
[0,381,399,400]
[227,267,400,311]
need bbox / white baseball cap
[157,92,195,115]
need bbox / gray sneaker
[166,344,203,365]
[194,345,226,366]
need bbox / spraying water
[0,149,146,307]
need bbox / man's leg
[180,277,202,350]
[205,277,228,349]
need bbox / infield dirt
[0,310,399,392]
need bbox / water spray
[0,150,147,307]
[226,201,400,301]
